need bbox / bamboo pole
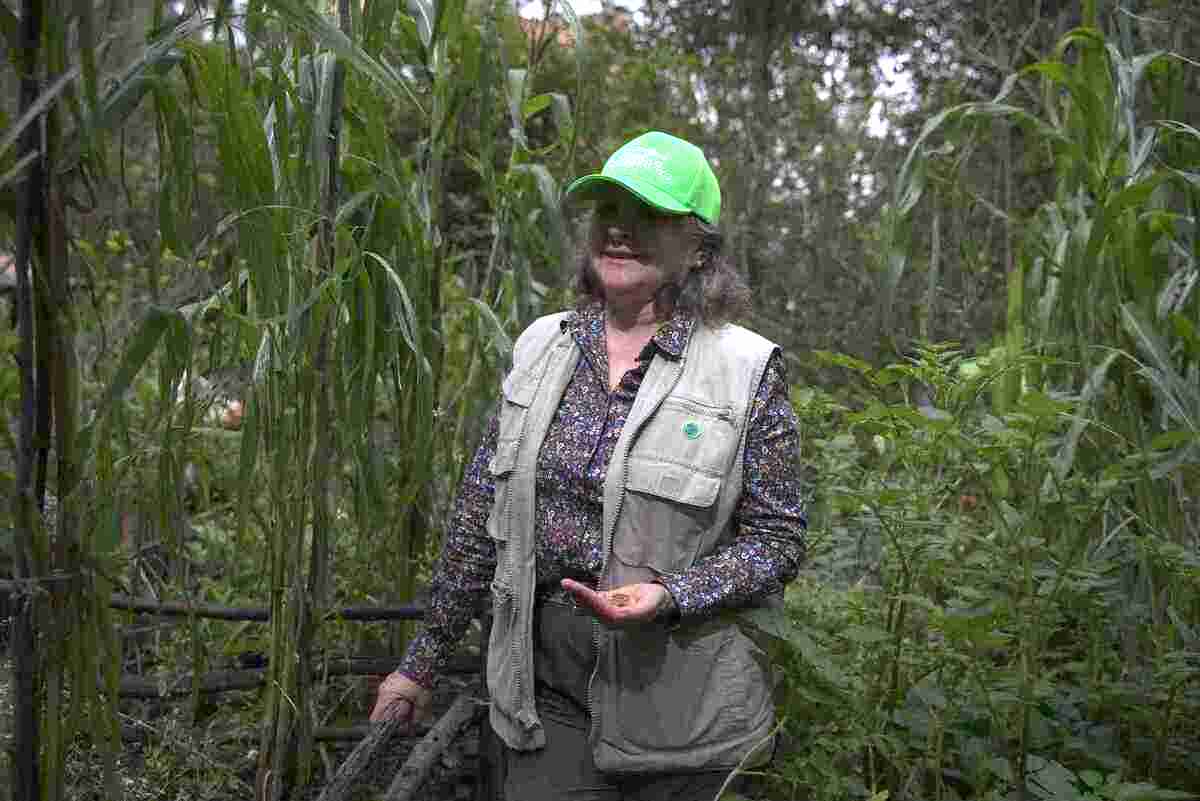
[116,655,479,699]
[103,593,426,621]
[11,0,45,796]
[0,584,428,621]
[38,10,75,794]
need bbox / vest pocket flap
[627,459,721,508]
[488,438,520,477]
[501,371,537,407]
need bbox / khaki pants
[500,598,742,801]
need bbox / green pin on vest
[683,421,703,439]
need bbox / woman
[371,131,806,800]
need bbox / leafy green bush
[764,347,1200,801]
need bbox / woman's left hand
[561,578,671,627]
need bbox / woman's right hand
[369,671,433,727]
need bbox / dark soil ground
[0,653,491,801]
[2,653,781,800]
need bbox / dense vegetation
[1,0,1197,799]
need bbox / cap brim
[563,174,692,216]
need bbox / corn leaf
[0,150,38,191]
[409,0,434,48]
[364,250,431,375]
[62,13,210,166]
[0,66,81,163]
[264,0,425,116]
[430,0,466,53]
[1053,350,1120,479]
[468,297,513,360]
[1121,304,1198,432]
[507,68,528,148]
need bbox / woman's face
[587,189,696,305]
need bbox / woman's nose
[606,222,633,243]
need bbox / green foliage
[761,348,1200,800]
[850,31,1200,796]
[4,2,1198,799]
[3,0,583,795]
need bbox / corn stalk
[4,1,584,797]
[2,0,170,798]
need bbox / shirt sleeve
[397,410,500,689]
[658,350,807,619]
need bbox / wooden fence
[0,581,503,801]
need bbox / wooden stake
[383,693,481,801]
[312,716,404,801]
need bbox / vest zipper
[587,436,631,744]
[586,355,683,748]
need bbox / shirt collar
[650,307,693,359]
[563,302,695,363]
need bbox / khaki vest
[486,311,780,774]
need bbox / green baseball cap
[564,131,721,224]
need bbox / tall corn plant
[880,20,1198,516]
[442,0,580,481]
[176,0,582,794]
[4,1,581,798]
[874,14,1200,792]
[170,1,452,793]
[0,2,208,800]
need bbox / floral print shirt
[398,303,806,688]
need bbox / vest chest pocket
[631,398,738,474]
[617,401,740,574]
[494,369,537,445]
